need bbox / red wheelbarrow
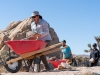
[48,60,66,68]
[4,40,65,73]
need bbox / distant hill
[73,54,89,58]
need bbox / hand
[37,33,41,37]
[31,33,41,40]
[27,33,41,40]
[89,58,95,63]
[33,33,41,39]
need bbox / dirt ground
[0,67,100,75]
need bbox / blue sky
[0,0,100,55]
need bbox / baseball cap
[31,11,39,17]
[92,43,97,47]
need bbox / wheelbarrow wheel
[4,56,22,73]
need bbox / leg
[34,57,41,72]
[90,60,98,67]
[40,40,52,70]
[93,60,98,66]
[90,63,94,67]
[40,55,51,70]
[28,59,34,68]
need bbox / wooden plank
[25,47,67,59]
[35,48,65,57]
[20,42,62,58]
[6,57,22,64]
[6,42,62,64]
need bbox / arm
[60,46,63,59]
[26,23,39,40]
[39,21,49,38]
[31,22,37,33]
[60,52,63,59]
[70,49,73,60]
[70,51,73,59]
[94,50,99,61]
[90,50,92,59]
[68,47,73,59]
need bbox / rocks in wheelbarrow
[54,62,72,71]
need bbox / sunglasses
[32,15,38,18]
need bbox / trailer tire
[4,56,22,73]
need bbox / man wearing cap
[89,43,100,67]
[29,11,52,72]
[60,40,73,64]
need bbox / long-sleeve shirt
[90,49,99,61]
[31,19,52,41]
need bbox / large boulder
[0,33,10,49]
[4,21,22,31]
[0,41,4,50]
[0,33,10,41]
[9,18,32,39]
[49,27,59,44]
[0,45,10,62]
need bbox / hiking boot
[34,64,40,72]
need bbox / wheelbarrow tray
[5,40,46,55]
